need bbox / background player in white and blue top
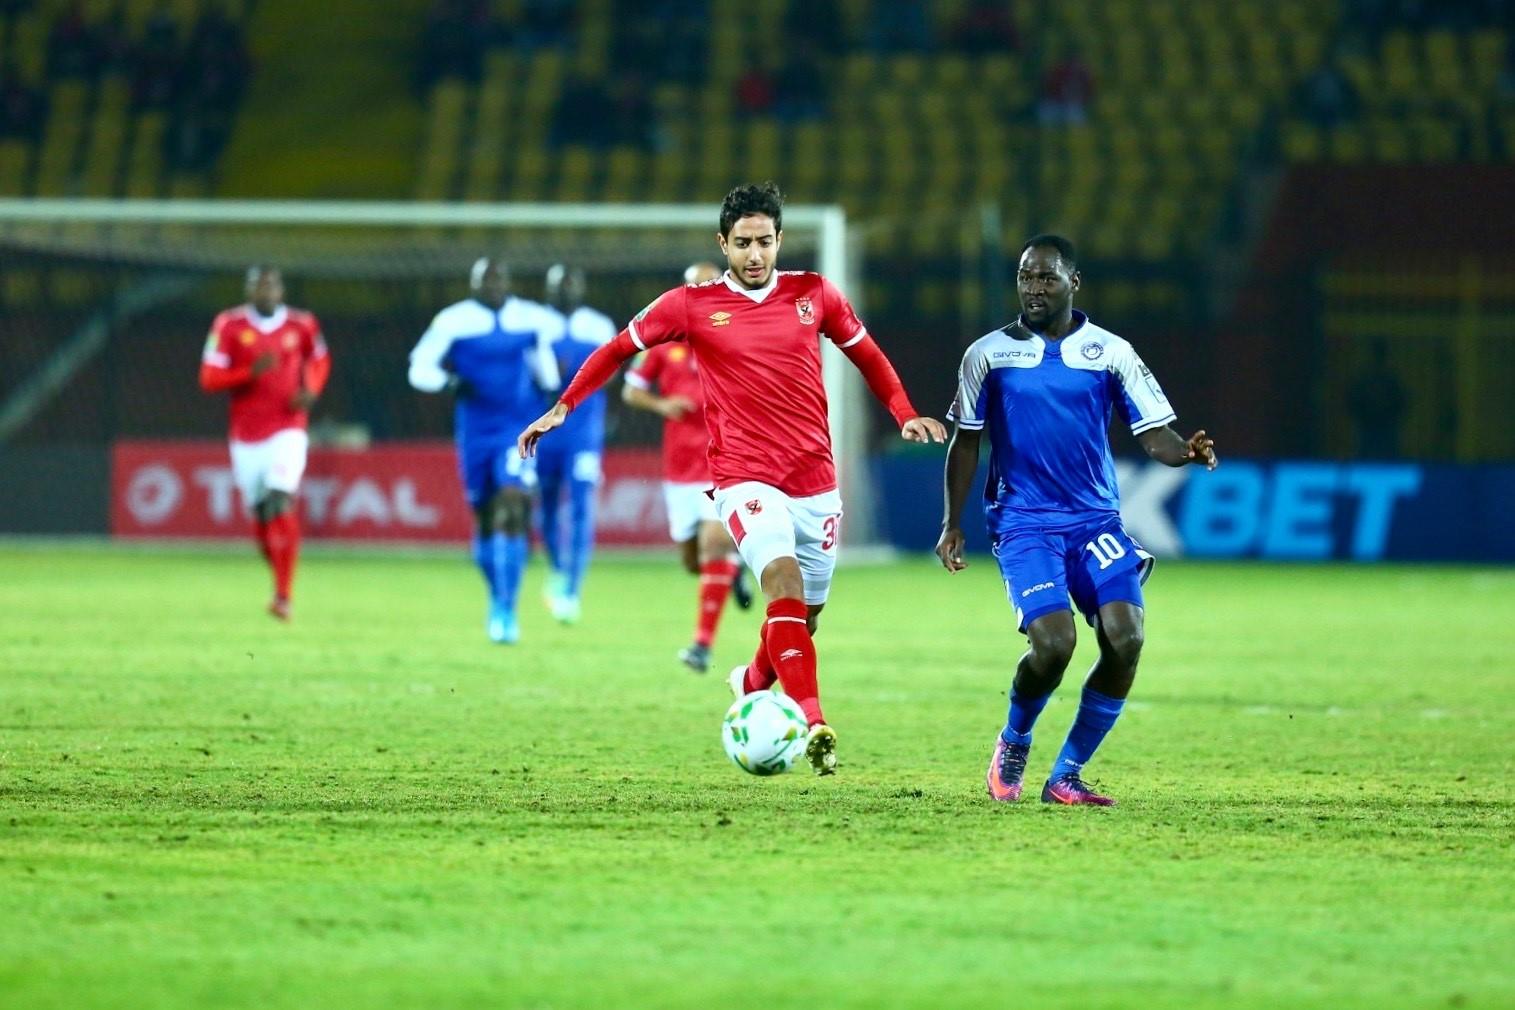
[408,257,564,644]
[937,235,1217,807]
[536,263,618,625]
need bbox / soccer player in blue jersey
[408,257,564,644]
[936,235,1217,806]
[536,263,618,625]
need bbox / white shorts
[714,481,843,605]
[663,481,719,543]
[229,429,308,513]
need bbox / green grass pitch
[2,544,1512,1009]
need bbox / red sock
[264,510,300,600]
[254,519,272,563]
[743,634,777,694]
[694,559,737,648]
[761,597,823,726]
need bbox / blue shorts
[534,438,603,489]
[459,433,536,509]
[991,513,1153,632]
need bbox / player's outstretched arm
[936,425,983,572]
[1137,425,1218,470]
[622,382,693,421]
[519,329,641,457]
[199,351,275,394]
[518,402,568,458]
[837,335,946,442]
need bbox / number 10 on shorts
[1084,532,1126,570]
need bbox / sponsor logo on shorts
[709,312,732,327]
[795,297,815,325]
[1020,581,1056,598]
[745,498,763,515]
[1081,342,1105,360]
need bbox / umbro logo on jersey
[745,499,763,515]
[709,312,732,327]
[1081,342,1105,360]
[795,296,815,325]
[239,329,257,345]
[283,334,298,349]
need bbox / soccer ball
[721,690,809,776]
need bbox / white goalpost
[0,198,880,547]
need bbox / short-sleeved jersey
[546,304,618,449]
[624,341,712,484]
[626,270,867,497]
[948,311,1176,528]
[202,305,327,442]
[408,296,564,441]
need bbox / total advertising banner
[111,440,670,546]
[876,456,1515,563]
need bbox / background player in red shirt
[520,182,946,775]
[199,265,330,621]
[622,260,753,675]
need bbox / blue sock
[538,479,563,578]
[472,533,498,603]
[493,532,528,612]
[564,479,596,597]
[1001,683,1053,746]
[1049,686,1126,782]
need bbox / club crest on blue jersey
[1081,341,1105,360]
[795,296,815,325]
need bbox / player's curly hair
[1020,234,1078,273]
[719,181,784,237]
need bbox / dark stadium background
[1,0,1512,555]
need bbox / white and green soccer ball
[721,690,809,776]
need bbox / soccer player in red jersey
[622,260,752,675]
[199,265,330,621]
[520,183,946,775]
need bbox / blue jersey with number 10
[948,312,1176,534]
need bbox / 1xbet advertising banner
[111,441,669,546]
[876,457,1515,563]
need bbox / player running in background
[520,182,946,775]
[622,260,755,675]
[936,235,1217,806]
[408,257,563,645]
[536,263,617,625]
[198,265,330,621]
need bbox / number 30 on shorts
[1084,532,1126,570]
[821,515,839,551]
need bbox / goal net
[0,199,879,545]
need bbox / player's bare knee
[696,522,728,566]
[1105,624,1144,669]
[806,603,824,635]
[679,538,700,574]
[495,491,530,534]
[1027,617,1077,673]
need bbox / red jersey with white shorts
[621,271,901,498]
[201,305,328,442]
[624,342,711,484]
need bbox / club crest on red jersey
[795,296,815,325]
[283,333,298,350]
[745,499,763,515]
[239,329,257,345]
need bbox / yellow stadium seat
[0,139,31,195]
[1329,125,1368,163]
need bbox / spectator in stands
[950,0,1020,55]
[47,1,97,79]
[185,1,251,116]
[1349,338,1409,459]
[417,0,488,90]
[735,62,776,117]
[519,0,575,49]
[867,0,933,53]
[1037,49,1095,125]
[617,1,708,85]
[130,1,181,108]
[551,74,614,148]
[775,41,827,122]
[613,71,656,150]
[1296,61,1360,128]
[0,69,46,141]
[787,0,846,56]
